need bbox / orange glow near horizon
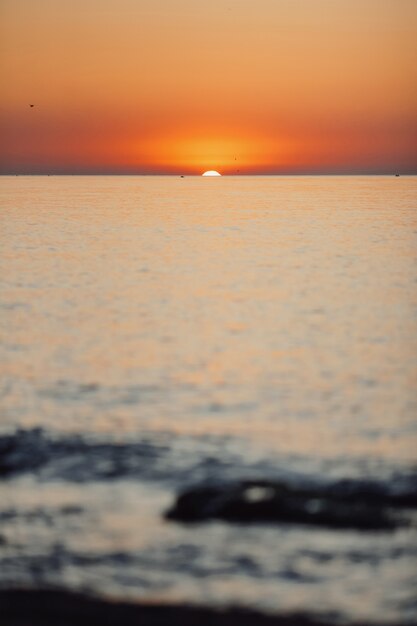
[1,0,416,174]
[127,130,296,175]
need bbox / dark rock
[0,589,389,626]
[165,479,412,531]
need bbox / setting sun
[202,170,221,176]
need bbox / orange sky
[1,0,416,174]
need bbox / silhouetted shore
[0,589,408,626]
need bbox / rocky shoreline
[0,589,403,626]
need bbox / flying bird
[29,104,34,107]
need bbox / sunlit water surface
[1,176,416,623]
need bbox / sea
[0,175,416,624]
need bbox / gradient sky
[1,0,416,174]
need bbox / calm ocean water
[0,175,416,623]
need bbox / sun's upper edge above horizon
[202,170,221,176]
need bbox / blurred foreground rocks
[0,589,402,626]
[166,479,417,530]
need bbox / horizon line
[1,171,416,177]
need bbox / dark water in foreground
[0,176,416,623]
